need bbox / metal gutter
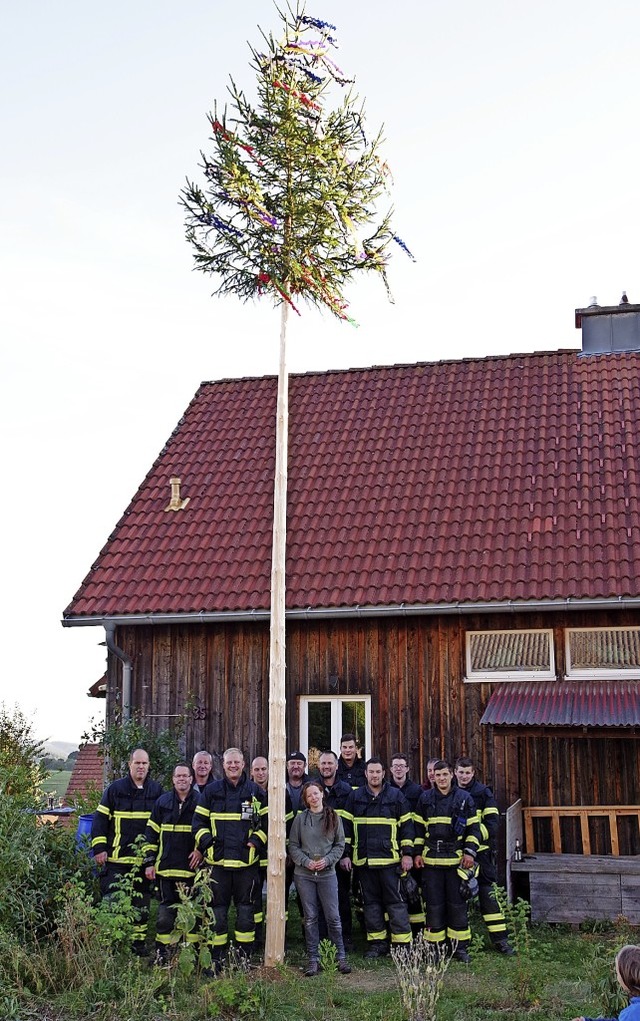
[61,595,640,628]
[104,622,132,722]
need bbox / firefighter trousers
[357,864,411,945]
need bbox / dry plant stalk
[391,933,452,1021]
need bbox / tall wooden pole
[265,300,289,966]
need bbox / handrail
[523,805,640,855]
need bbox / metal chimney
[575,293,640,355]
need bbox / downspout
[104,623,132,722]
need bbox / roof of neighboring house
[64,348,640,619]
[88,675,107,698]
[64,743,103,803]
[479,681,640,727]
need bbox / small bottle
[513,838,523,862]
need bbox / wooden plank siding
[105,608,640,840]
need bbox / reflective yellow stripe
[355,817,399,825]
[354,855,401,866]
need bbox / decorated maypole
[181,5,413,966]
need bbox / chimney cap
[575,294,640,329]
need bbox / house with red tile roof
[64,299,640,899]
[64,742,103,806]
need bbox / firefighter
[414,759,481,963]
[143,762,203,963]
[193,747,267,967]
[336,733,367,788]
[91,747,163,955]
[249,755,269,944]
[454,756,514,955]
[389,753,426,935]
[192,750,215,793]
[343,756,414,959]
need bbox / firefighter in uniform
[454,756,514,955]
[343,756,414,958]
[143,762,202,963]
[389,753,426,935]
[193,747,267,967]
[414,759,481,963]
[91,747,163,954]
[336,733,367,788]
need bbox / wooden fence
[523,805,640,856]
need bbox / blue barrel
[75,813,94,855]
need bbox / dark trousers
[422,865,470,947]
[357,865,411,945]
[99,863,152,945]
[210,864,259,958]
[253,867,266,943]
[477,852,508,943]
[155,877,196,951]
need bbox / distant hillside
[42,741,78,759]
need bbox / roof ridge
[198,346,584,388]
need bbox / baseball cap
[287,750,306,762]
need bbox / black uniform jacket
[414,786,481,867]
[336,755,367,788]
[142,787,200,879]
[92,773,163,865]
[343,782,414,867]
[458,778,500,853]
[193,771,267,868]
[390,777,424,814]
[321,778,353,819]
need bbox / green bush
[0,704,46,808]
[84,712,184,790]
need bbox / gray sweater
[289,809,345,876]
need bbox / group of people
[90,734,514,975]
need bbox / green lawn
[44,769,72,799]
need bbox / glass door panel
[307,701,332,773]
[299,697,371,770]
[341,701,366,758]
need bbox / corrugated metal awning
[479,681,640,727]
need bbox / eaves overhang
[61,595,640,628]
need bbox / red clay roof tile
[65,349,640,618]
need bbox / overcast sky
[1,1,638,745]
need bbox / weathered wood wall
[106,608,640,836]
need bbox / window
[566,627,640,679]
[299,696,371,773]
[465,629,555,682]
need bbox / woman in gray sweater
[289,781,352,976]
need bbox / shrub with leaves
[84,712,183,790]
[0,704,46,808]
